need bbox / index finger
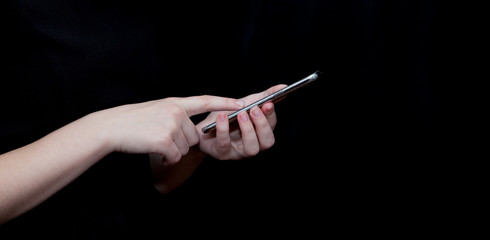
[240,84,288,105]
[176,95,245,116]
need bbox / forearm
[0,95,244,223]
[0,112,111,224]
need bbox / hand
[196,84,286,160]
[99,96,243,164]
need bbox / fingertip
[238,111,249,122]
[251,106,263,118]
[207,96,243,110]
[183,95,244,116]
[217,112,227,122]
[216,112,230,133]
[262,102,275,116]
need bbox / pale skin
[0,84,286,224]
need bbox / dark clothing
[1,0,434,238]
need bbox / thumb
[176,95,245,116]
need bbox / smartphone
[201,71,322,134]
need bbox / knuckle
[189,136,199,146]
[252,118,268,129]
[200,95,212,109]
[245,145,260,157]
[200,95,211,100]
[241,125,255,135]
[189,128,200,145]
[180,146,189,156]
[270,120,277,130]
[167,153,182,164]
[161,119,178,131]
[261,136,275,150]
[218,141,231,149]
[251,147,260,156]
[166,104,184,117]
[165,97,178,102]
[156,138,170,149]
[164,149,182,164]
[156,132,173,146]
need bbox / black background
[152,0,436,234]
[1,0,436,237]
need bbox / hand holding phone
[202,71,322,133]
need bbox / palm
[197,112,245,160]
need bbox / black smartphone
[201,71,322,133]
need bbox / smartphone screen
[201,71,322,133]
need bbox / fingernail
[239,112,249,122]
[252,107,262,117]
[235,100,246,108]
[218,113,226,122]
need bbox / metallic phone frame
[201,71,321,133]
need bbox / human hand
[196,84,287,160]
[98,96,243,164]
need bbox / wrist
[81,110,117,156]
